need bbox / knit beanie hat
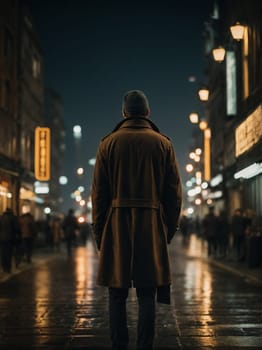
[122,90,150,117]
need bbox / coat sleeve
[162,142,182,243]
[91,143,111,250]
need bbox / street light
[77,167,84,175]
[198,88,209,101]
[212,46,226,62]
[189,112,199,124]
[230,22,245,41]
[199,120,208,130]
[73,125,82,139]
[186,164,194,172]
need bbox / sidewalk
[180,233,262,287]
[208,255,262,286]
[0,245,60,283]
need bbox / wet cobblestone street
[0,234,262,349]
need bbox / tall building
[42,88,65,214]
[17,0,45,218]
[203,0,262,216]
[0,0,20,214]
[0,0,65,219]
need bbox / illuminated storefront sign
[34,127,51,181]
[34,181,50,194]
[226,51,237,116]
[235,105,262,157]
[204,128,211,181]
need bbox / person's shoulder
[158,132,171,141]
[101,131,113,142]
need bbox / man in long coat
[92,90,182,350]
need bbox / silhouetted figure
[51,216,63,252]
[20,212,36,263]
[202,206,218,257]
[44,214,53,247]
[62,209,78,257]
[0,208,20,272]
[79,221,92,246]
[231,208,246,261]
[217,210,229,258]
[180,214,189,245]
[92,90,182,350]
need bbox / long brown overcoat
[92,117,182,289]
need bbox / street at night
[1,1,262,349]
[0,233,262,349]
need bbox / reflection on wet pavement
[0,233,261,349]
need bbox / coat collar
[112,117,160,133]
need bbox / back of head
[122,90,150,118]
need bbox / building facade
[42,88,65,214]
[17,0,45,218]
[0,0,20,214]
[203,0,262,217]
[0,0,64,219]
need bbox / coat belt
[112,198,160,209]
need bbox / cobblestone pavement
[0,234,262,349]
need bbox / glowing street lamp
[198,88,209,101]
[186,164,194,172]
[195,148,202,155]
[189,112,199,124]
[230,22,245,41]
[73,125,82,139]
[212,46,226,62]
[59,176,68,185]
[189,152,195,160]
[77,167,84,175]
[199,120,208,130]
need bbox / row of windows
[1,26,42,79]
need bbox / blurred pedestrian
[51,216,63,252]
[79,220,93,246]
[44,214,53,247]
[216,209,229,258]
[0,208,20,273]
[231,208,246,261]
[92,90,182,350]
[202,206,218,257]
[180,213,189,245]
[62,209,79,257]
[20,211,36,263]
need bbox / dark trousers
[109,287,156,350]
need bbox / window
[32,56,41,78]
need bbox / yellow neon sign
[34,127,51,181]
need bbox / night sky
[32,0,213,212]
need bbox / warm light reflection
[34,268,51,329]
[185,234,214,339]
[74,240,97,304]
